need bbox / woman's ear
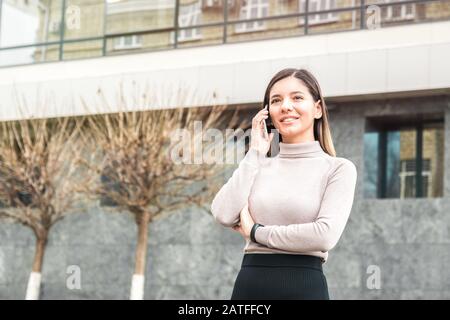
[315,100,323,119]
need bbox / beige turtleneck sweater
[210,140,357,263]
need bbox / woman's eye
[271,97,301,104]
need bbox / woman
[210,68,358,300]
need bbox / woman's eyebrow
[270,91,304,98]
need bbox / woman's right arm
[211,105,273,227]
[210,148,265,227]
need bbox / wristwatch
[250,223,264,243]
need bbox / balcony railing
[0,0,449,68]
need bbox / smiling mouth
[280,117,299,123]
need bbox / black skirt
[231,253,329,300]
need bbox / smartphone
[264,104,275,132]
[263,107,269,138]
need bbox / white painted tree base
[25,272,42,300]
[130,274,145,300]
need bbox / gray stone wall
[1,95,449,299]
[325,95,450,299]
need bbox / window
[364,117,444,199]
[178,1,202,41]
[106,0,176,35]
[299,0,338,25]
[113,35,142,50]
[0,0,63,47]
[235,0,269,33]
[399,159,431,198]
[64,0,105,40]
[382,0,415,22]
[202,0,222,7]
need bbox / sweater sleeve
[210,147,266,227]
[255,159,357,253]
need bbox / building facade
[0,0,450,299]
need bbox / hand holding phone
[250,104,274,155]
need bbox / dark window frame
[365,116,444,199]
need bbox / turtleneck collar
[278,140,327,158]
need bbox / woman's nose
[281,99,294,112]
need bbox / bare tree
[0,116,89,300]
[76,90,249,299]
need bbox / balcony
[0,0,449,68]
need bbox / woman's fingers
[232,224,244,237]
[250,107,271,152]
[252,108,268,125]
[253,109,266,120]
[252,113,268,130]
[253,116,269,138]
[252,116,268,130]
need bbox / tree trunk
[25,234,48,300]
[130,211,150,300]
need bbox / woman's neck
[278,140,326,158]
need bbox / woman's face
[269,76,322,143]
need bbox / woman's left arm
[254,159,357,253]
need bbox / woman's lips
[280,118,299,125]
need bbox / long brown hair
[262,68,336,157]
